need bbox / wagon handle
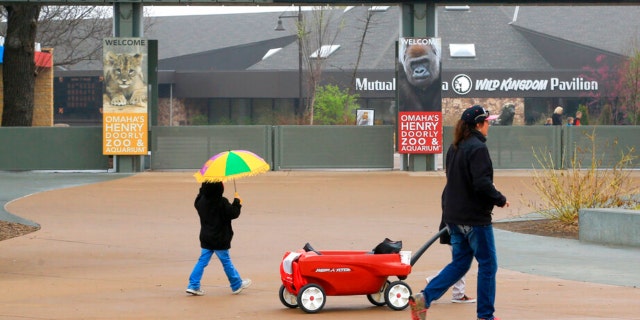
[410,227,449,267]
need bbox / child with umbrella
[186,181,251,296]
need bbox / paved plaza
[1,170,639,319]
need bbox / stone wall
[443,97,525,126]
[580,208,640,247]
[157,98,187,126]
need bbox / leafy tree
[617,48,640,125]
[313,84,359,125]
[581,51,640,125]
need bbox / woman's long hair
[452,119,476,149]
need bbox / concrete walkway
[1,171,639,319]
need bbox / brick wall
[0,48,54,127]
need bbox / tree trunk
[2,4,40,127]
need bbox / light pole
[275,7,303,117]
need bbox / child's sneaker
[408,293,427,320]
[451,294,476,303]
[232,279,252,294]
[185,288,205,296]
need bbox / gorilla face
[402,43,440,89]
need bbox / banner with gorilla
[396,37,442,154]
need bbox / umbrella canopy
[194,150,270,183]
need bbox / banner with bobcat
[102,38,148,155]
[396,37,443,154]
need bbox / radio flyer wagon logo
[315,268,352,273]
[452,74,472,95]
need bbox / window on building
[369,6,390,12]
[310,45,341,59]
[449,44,476,58]
[263,48,282,60]
[444,6,471,11]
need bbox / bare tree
[348,7,376,96]
[299,6,344,125]
[1,4,40,126]
[1,5,156,126]
[0,6,113,68]
[35,6,112,67]
[297,6,383,125]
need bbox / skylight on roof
[310,45,340,59]
[262,48,282,60]
[449,44,476,58]
[445,6,470,11]
[369,6,390,12]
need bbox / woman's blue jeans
[421,224,498,320]
[188,248,243,291]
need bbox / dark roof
[146,11,291,60]
[510,5,640,56]
[248,6,400,71]
[438,5,552,71]
[159,35,297,70]
[53,5,640,75]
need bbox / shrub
[313,85,359,125]
[190,114,209,125]
[529,130,638,226]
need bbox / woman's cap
[461,105,498,124]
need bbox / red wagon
[278,241,413,313]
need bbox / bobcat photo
[103,51,147,112]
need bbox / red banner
[397,111,442,154]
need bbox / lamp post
[275,7,303,117]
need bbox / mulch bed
[0,221,40,241]
[494,219,578,240]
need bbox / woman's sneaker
[408,293,428,320]
[232,279,252,294]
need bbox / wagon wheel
[384,280,412,310]
[297,284,326,313]
[279,285,298,308]
[366,280,390,306]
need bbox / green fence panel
[274,125,395,170]
[443,125,561,170]
[0,127,109,170]
[1,125,638,171]
[488,125,561,169]
[565,126,640,169]
[150,126,272,170]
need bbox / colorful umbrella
[193,150,270,188]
